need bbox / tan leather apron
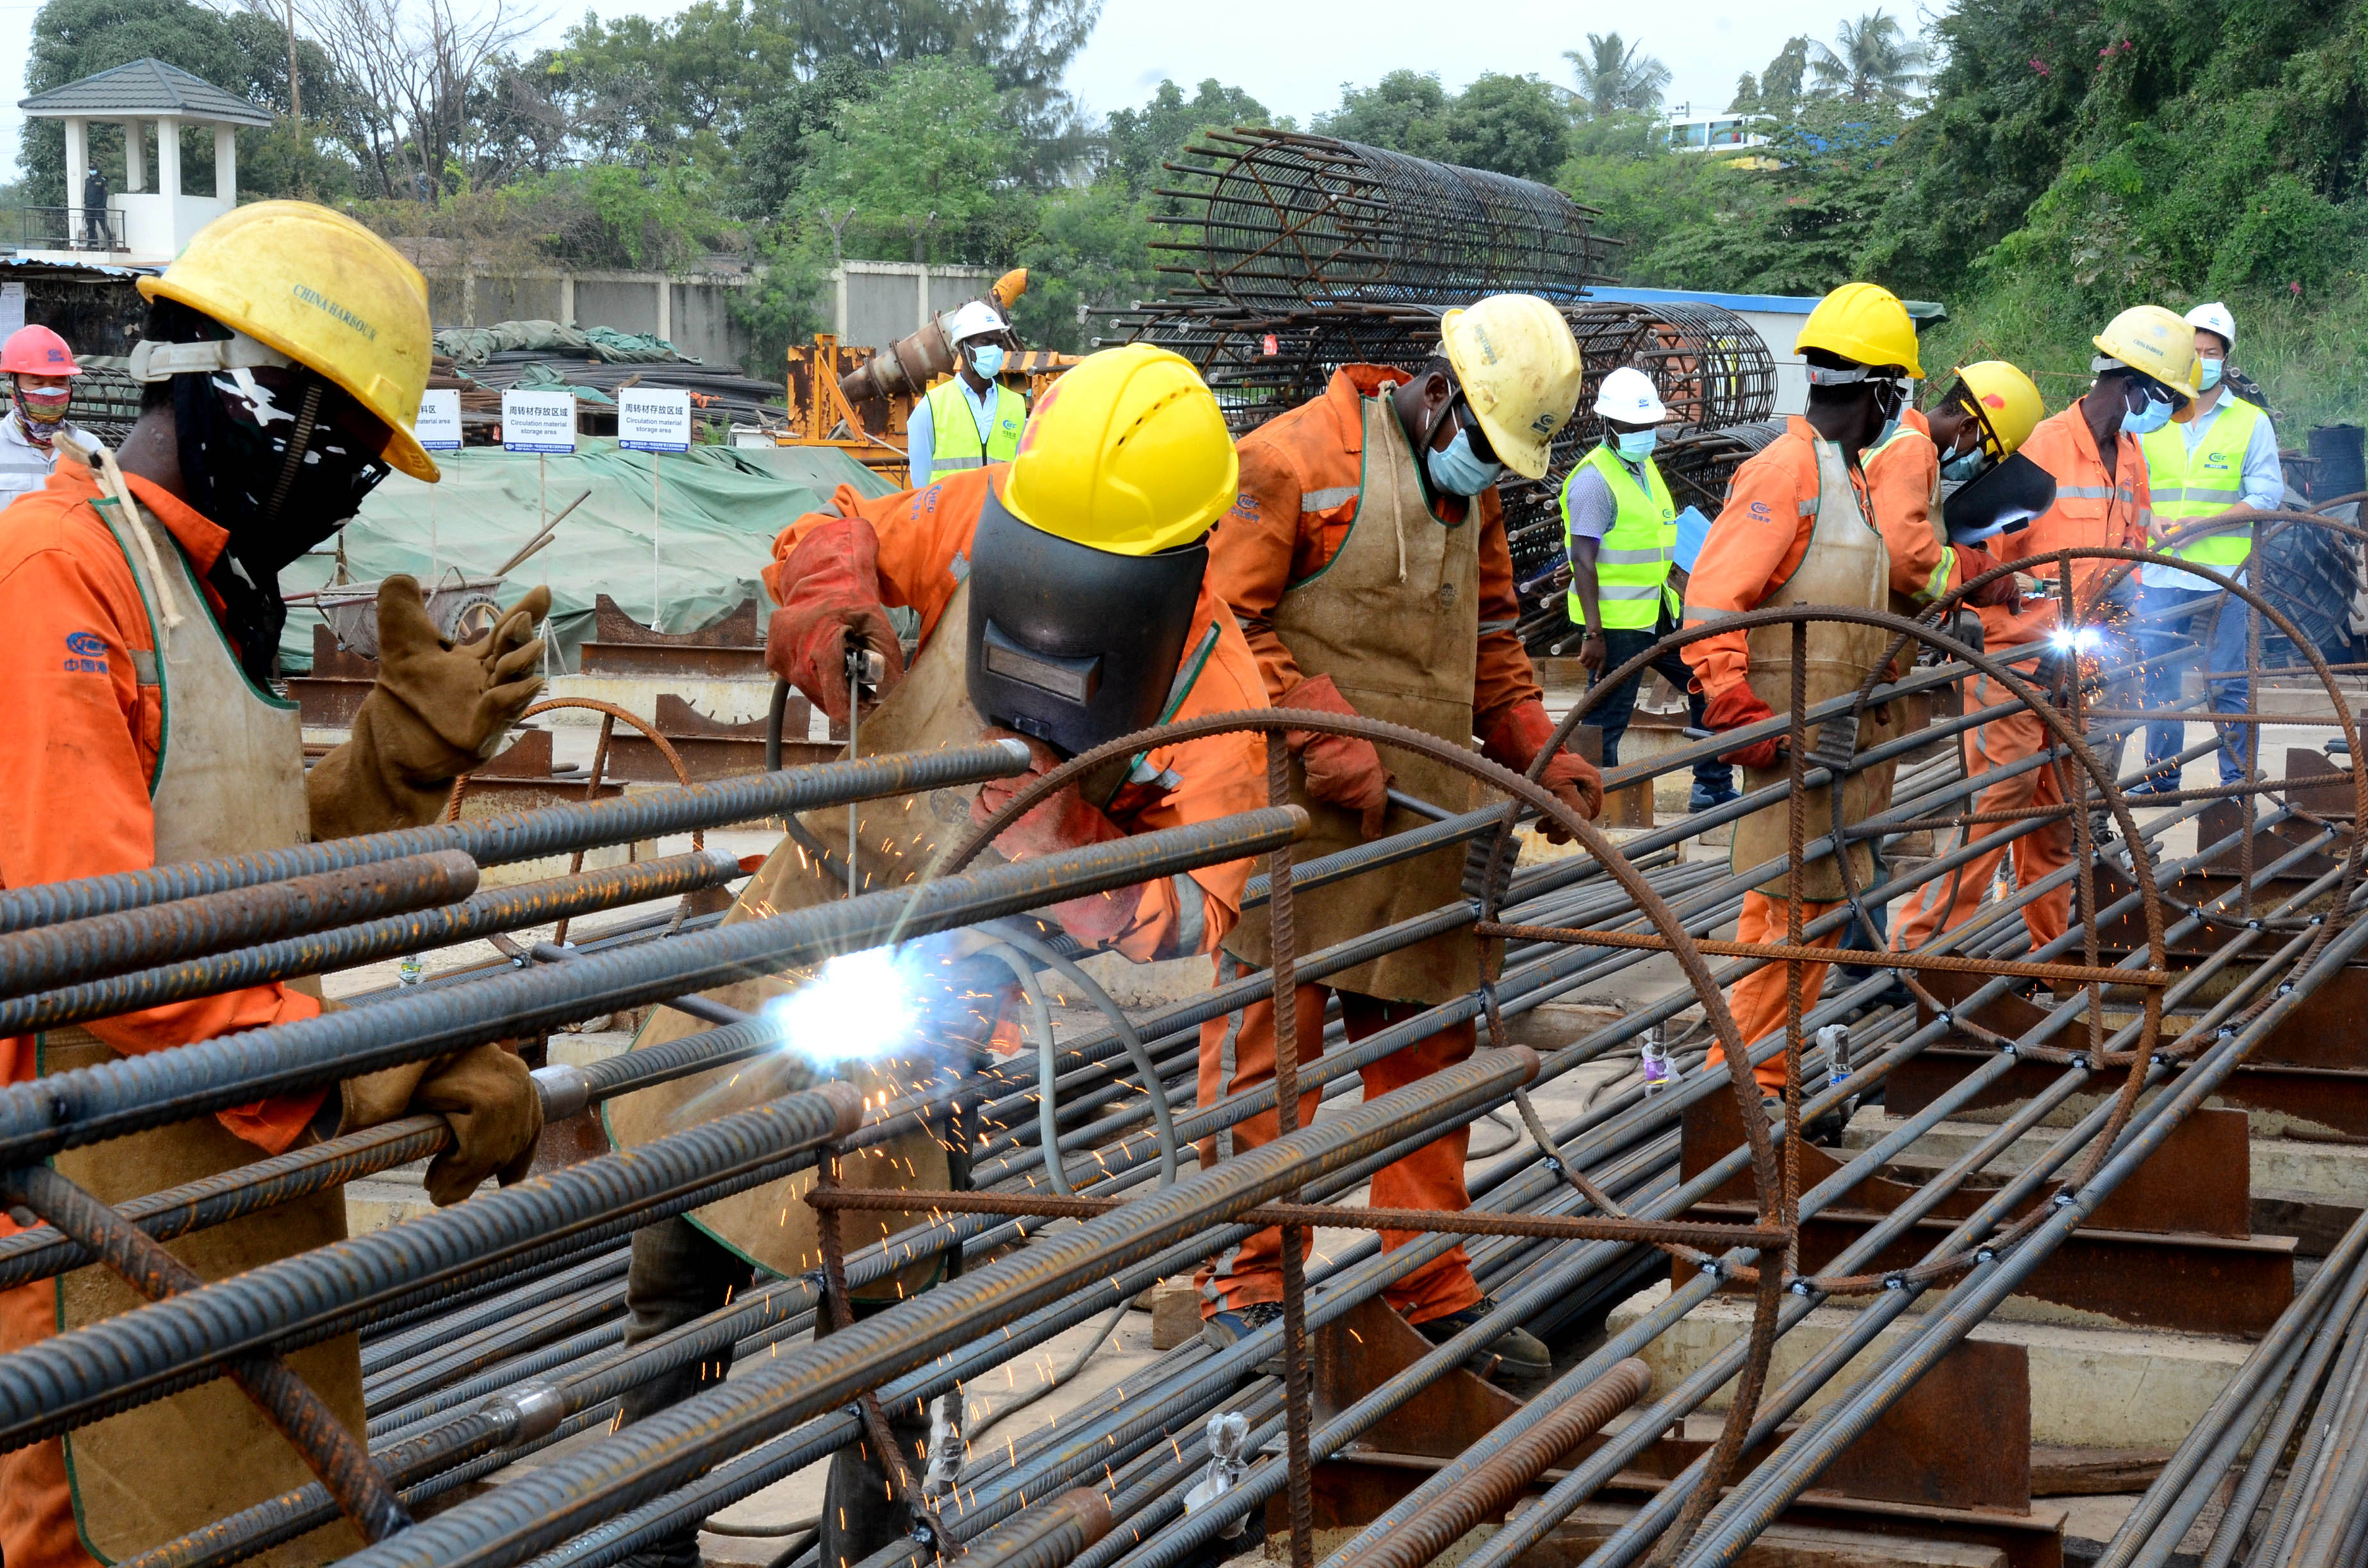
[1731,436,1901,902]
[37,481,363,1566]
[601,589,997,1296]
[1221,394,1488,1006]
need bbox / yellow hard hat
[1952,361,2045,459]
[1795,282,1923,380]
[138,201,438,482]
[1003,343,1237,557]
[2092,304,2199,398]
[1438,293,1583,481]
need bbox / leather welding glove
[1481,699,1603,844]
[1280,673,1391,838]
[1700,681,1786,771]
[338,1043,545,1207]
[971,729,1141,949]
[764,516,908,726]
[308,576,550,839]
[1952,544,2024,612]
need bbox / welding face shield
[1943,451,2059,547]
[965,487,1210,759]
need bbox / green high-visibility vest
[2142,395,2264,569]
[1562,443,1677,630]
[922,377,1026,482]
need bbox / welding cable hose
[0,742,1035,936]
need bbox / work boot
[1414,1297,1552,1394]
[1201,1300,1287,1376]
[1688,781,1739,813]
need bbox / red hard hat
[1,325,81,376]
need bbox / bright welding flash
[2048,626,2103,654]
[762,945,924,1065]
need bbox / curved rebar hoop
[1921,544,2368,932]
[942,707,1797,1537]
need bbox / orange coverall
[766,466,1272,963]
[0,461,324,1568]
[1194,365,1543,1326]
[1864,407,1973,608]
[1681,417,1946,1090]
[1893,401,2151,956]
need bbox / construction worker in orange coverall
[1193,294,1605,1392]
[1682,282,1952,1096]
[1893,309,2188,957]
[622,345,1269,1568]
[0,204,547,1568]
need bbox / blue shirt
[905,377,1001,487]
[2141,391,2283,590]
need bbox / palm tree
[1563,33,1671,118]
[1809,10,1926,103]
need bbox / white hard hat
[1593,366,1668,423]
[2185,301,2237,350]
[945,300,1008,345]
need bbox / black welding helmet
[966,487,1210,757]
[1944,452,2059,546]
[964,344,1238,757]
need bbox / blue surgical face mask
[2198,356,2224,391]
[1425,418,1503,496]
[2122,389,2174,436]
[1941,444,1986,482]
[967,342,1007,379]
[1614,428,1659,461]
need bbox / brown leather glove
[339,1043,545,1207]
[308,577,551,838]
[1281,674,1392,838]
[1481,699,1602,844]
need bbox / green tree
[1809,10,1925,104]
[1754,37,1811,119]
[1557,113,1723,282]
[1105,78,1276,193]
[1728,72,1760,114]
[1314,70,1451,159]
[793,56,1024,261]
[735,56,885,219]
[1011,181,1159,350]
[1563,33,1669,119]
[1442,73,1572,183]
[552,0,801,159]
[1643,100,1911,293]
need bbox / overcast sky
[0,0,1908,174]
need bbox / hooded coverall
[1683,417,1965,1091]
[0,461,325,1568]
[1194,365,1543,1327]
[1891,403,2150,956]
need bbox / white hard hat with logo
[1593,366,1668,423]
[944,300,1008,345]
[2185,301,2237,350]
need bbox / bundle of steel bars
[4,532,2366,1568]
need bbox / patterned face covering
[12,378,70,445]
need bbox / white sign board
[502,389,577,454]
[0,284,25,339]
[617,388,693,453]
[415,388,463,452]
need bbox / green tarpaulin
[278,439,896,674]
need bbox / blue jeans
[1592,612,1734,793]
[2134,581,2253,786]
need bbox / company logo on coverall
[63,630,107,673]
